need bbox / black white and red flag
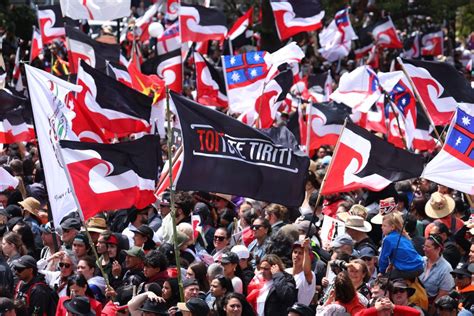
[300,101,352,152]
[65,26,121,73]
[270,0,325,40]
[37,5,68,44]
[421,30,444,56]
[402,32,420,59]
[59,135,162,220]
[321,120,425,195]
[0,88,35,144]
[180,4,228,42]
[75,60,153,139]
[371,17,403,49]
[171,91,310,207]
[157,21,181,55]
[194,52,227,107]
[399,58,474,125]
[305,71,333,103]
[106,62,133,88]
[30,26,43,62]
[354,25,374,59]
[240,63,294,128]
[353,95,387,135]
[141,49,182,93]
[227,7,253,42]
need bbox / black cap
[178,298,209,315]
[131,225,154,240]
[451,262,472,278]
[287,303,315,316]
[182,278,199,289]
[64,296,95,316]
[4,205,21,218]
[0,297,14,313]
[138,298,168,315]
[61,217,81,231]
[221,251,239,264]
[359,247,377,258]
[12,255,37,269]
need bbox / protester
[284,239,315,305]
[56,274,102,316]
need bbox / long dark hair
[164,278,180,308]
[66,274,94,298]
[188,262,210,292]
[222,292,255,316]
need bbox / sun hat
[85,217,107,234]
[18,197,41,217]
[338,204,368,222]
[425,192,455,219]
[344,215,372,233]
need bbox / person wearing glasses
[39,250,77,296]
[13,255,57,316]
[420,233,455,315]
[211,227,231,262]
[247,217,271,269]
[389,279,424,315]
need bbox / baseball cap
[331,234,354,248]
[130,225,154,240]
[231,245,250,260]
[125,246,145,260]
[221,251,239,264]
[359,247,377,259]
[40,221,54,234]
[12,255,37,269]
[177,298,209,315]
[451,262,471,278]
[182,278,199,289]
[73,233,89,246]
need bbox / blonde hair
[382,212,409,238]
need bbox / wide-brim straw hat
[18,197,41,218]
[338,204,368,222]
[210,192,236,208]
[425,192,455,219]
[344,215,372,232]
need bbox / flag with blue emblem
[423,104,474,194]
[222,51,268,113]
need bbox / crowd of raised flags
[0,0,474,315]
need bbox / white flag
[0,167,19,191]
[59,0,131,21]
[25,65,81,226]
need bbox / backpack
[15,281,59,316]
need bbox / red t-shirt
[56,296,102,316]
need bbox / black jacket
[263,271,297,316]
[14,275,57,316]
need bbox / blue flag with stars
[222,51,269,113]
[423,104,474,194]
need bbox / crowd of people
[0,0,473,316]
[1,144,474,316]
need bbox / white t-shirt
[285,268,316,305]
[256,279,273,316]
[231,276,243,294]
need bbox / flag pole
[166,88,185,301]
[305,119,348,237]
[396,57,443,143]
[55,144,112,292]
[385,93,408,150]
[305,100,313,155]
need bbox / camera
[330,259,348,273]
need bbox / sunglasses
[59,262,72,269]
[251,225,263,230]
[14,267,26,273]
[392,288,407,294]
[214,236,226,242]
[453,274,469,279]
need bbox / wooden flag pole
[166,89,185,302]
[305,119,348,237]
[396,57,443,143]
